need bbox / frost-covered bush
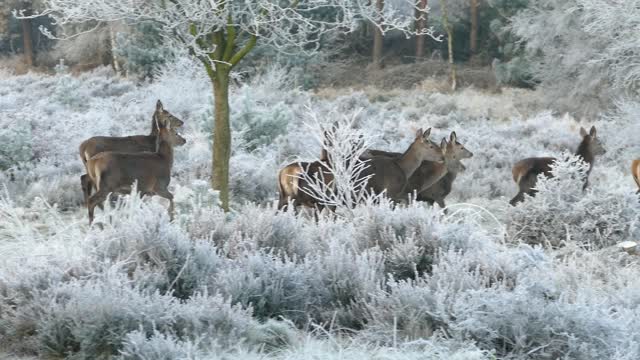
[0,114,32,170]
[507,154,640,249]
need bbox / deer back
[632,159,640,189]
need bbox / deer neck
[149,114,160,136]
[575,139,594,171]
[397,142,425,178]
[418,162,449,193]
[156,137,174,166]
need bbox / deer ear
[580,127,588,137]
[415,128,424,140]
[440,138,448,153]
[589,126,597,137]
[422,127,432,138]
[156,100,164,112]
[450,131,457,143]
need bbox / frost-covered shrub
[88,192,224,299]
[507,154,640,249]
[0,114,32,170]
[214,251,325,324]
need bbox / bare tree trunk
[470,0,478,57]
[439,0,456,90]
[372,0,384,69]
[211,64,232,211]
[415,0,428,60]
[20,5,34,67]
[108,23,121,74]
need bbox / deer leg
[88,189,109,225]
[277,194,290,211]
[155,189,175,221]
[80,174,91,206]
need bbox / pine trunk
[372,0,384,69]
[415,0,428,60]
[470,0,478,56]
[21,15,34,67]
[211,66,232,211]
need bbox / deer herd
[78,100,639,224]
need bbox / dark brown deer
[416,132,474,209]
[360,128,444,202]
[86,117,185,224]
[366,132,472,206]
[79,100,185,204]
[632,159,640,194]
[509,126,606,206]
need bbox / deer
[365,131,473,207]
[359,128,444,202]
[415,132,474,209]
[632,159,640,194]
[79,100,185,205]
[509,126,606,206]
[277,131,334,213]
[86,116,185,224]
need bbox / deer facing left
[85,114,185,224]
[79,100,185,204]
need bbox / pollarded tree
[33,0,435,210]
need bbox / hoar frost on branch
[297,107,383,218]
[28,0,440,211]
[33,0,439,66]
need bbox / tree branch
[229,34,257,67]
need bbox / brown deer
[416,132,474,209]
[509,126,606,206]
[86,117,185,224]
[359,128,444,202]
[79,100,185,204]
[632,159,640,194]
[277,131,334,213]
[366,132,472,206]
[277,161,334,213]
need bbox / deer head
[579,126,605,156]
[412,128,445,163]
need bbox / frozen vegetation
[1,59,640,359]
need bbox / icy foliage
[508,154,640,249]
[1,67,640,359]
[509,0,640,116]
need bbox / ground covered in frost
[1,59,640,359]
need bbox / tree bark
[20,6,34,67]
[372,0,384,69]
[470,0,478,56]
[415,0,428,60]
[211,65,232,211]
[439,0,456,90]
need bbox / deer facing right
[79,100,185,204]
[509,126,606,206]
[86,116,185,224]
[632,159,640,194]
[360,128,444,202]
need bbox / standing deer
[366,131,473,207]
[416,132,474,209]
[360,128,444,202]
[509,126,606,206]
[86,117,185,224]
[79,100,185,204]
[277,131,335,213]
[632,159,640,194]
